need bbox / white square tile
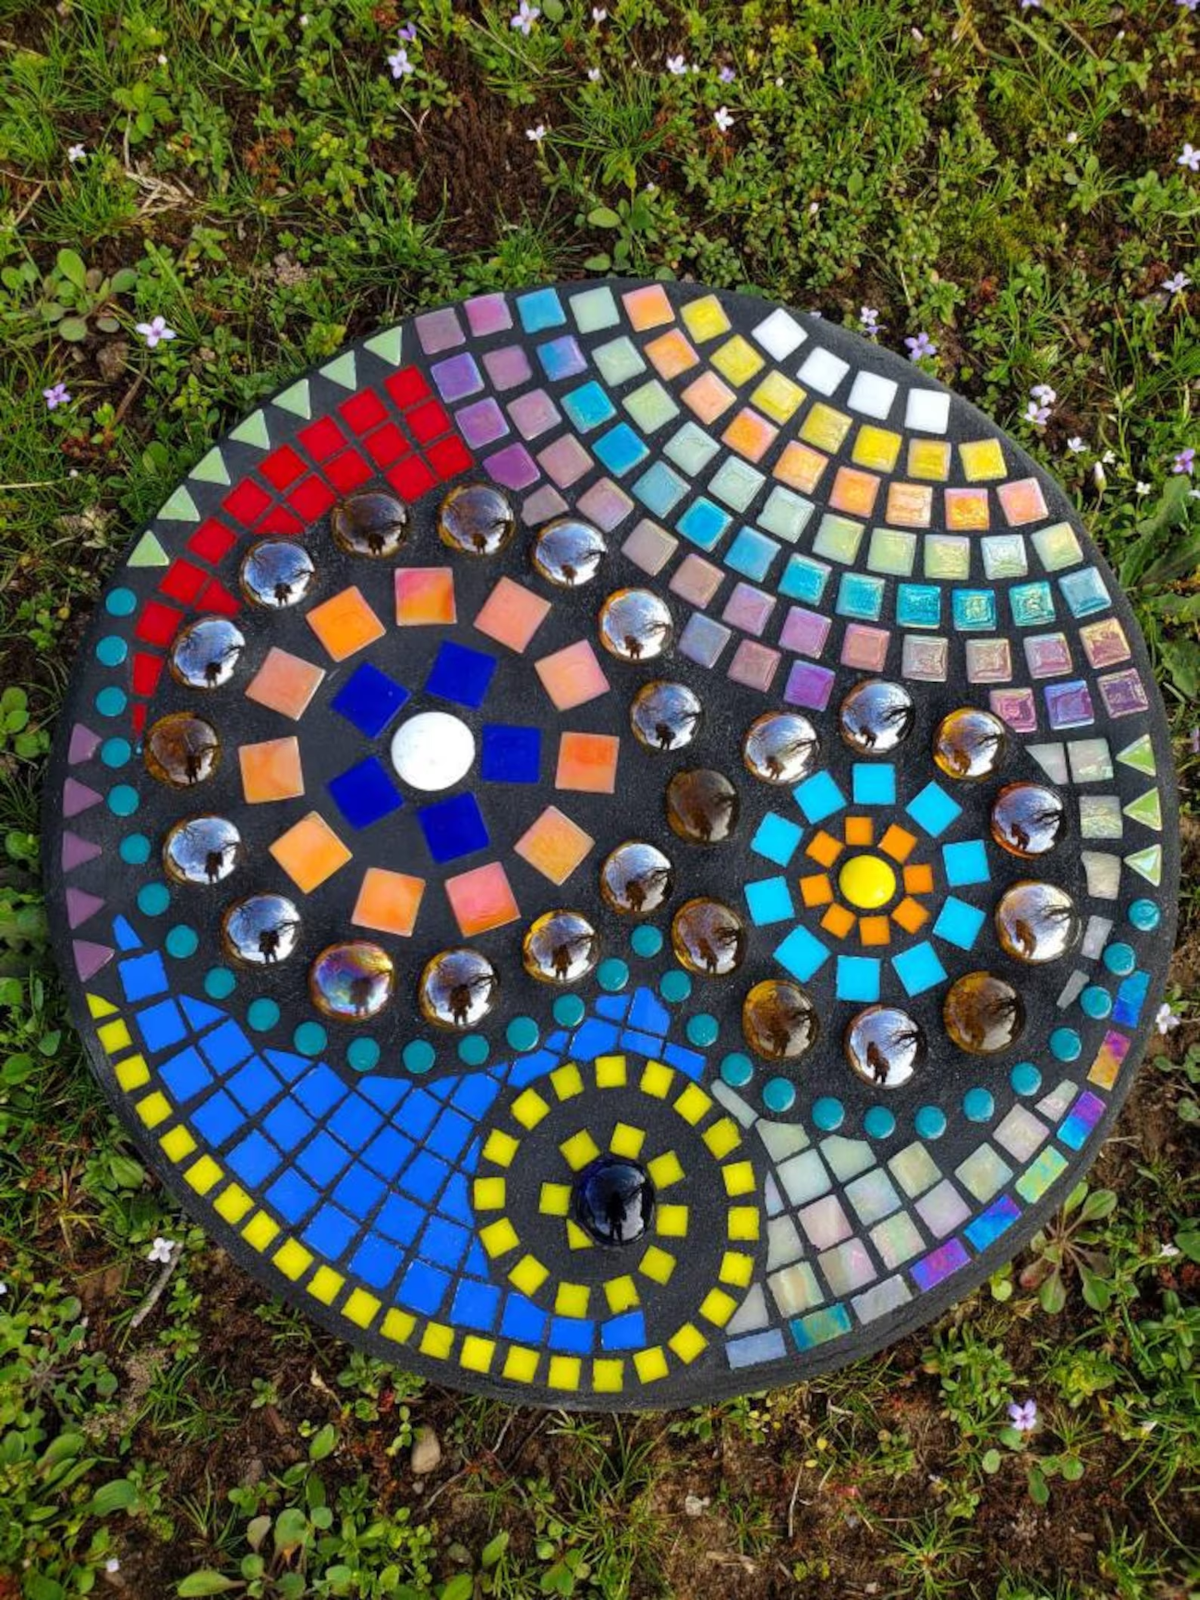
[752,307,806,361]
[905,388,950,432]
[796,346,849,395]
[847,370,898,419]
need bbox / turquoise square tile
[891,941,948,997]
[561,381,616,432]
[623,378,679,433]
[852,764,896,805]
[793,770,846,823]
[773,924,830,983]
[632,460,687,516]
[780,553,831,604]
[569,285,620,332]
[836,571,884,621]
[751,811,801,865]
[1058,566,1109,617]
[836,956,881,1002]
[758,486,814,543]
[791,1303,852,1350]
[664,421,720,475]
[726,527,780,581]
[516,287,565,332]
[813,513,865,564]
[593,422,649,476]
[677,497,731,551]
[951,588,997,631]
[745,876,795,924]
[709,456,765,512]
[592,336,646,386]
[941,838,990,886]
[896,584,941,628]
[933,896,985,949]
[906,781,962,837]
[1009,581,1055,627]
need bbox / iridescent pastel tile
[514,805,593,883]
[752,307,806,359]
[522,484,567,524]
[622,518,678,576]
[1079,795,1123,838]
[819,1239,876,1296]
[482,344,532,390]
[924,534,970,580]
[993,1105,1048,1162]
[784,659,836,710]
[997,475,1048,525]
[1044,678,1095,729]
[723,582,775,636]
[561,380,616,433]
[1008,580,1055,628]
[774,441,829,494]
[797,1193,852,1249]
[395,567,456,626]
[944,487,990,530]
[981,534,1027,580]
[663,420,721,476]
[1067,738,1113,782]
[1032,520,1083,572]
[965,637,1013,682]
[780,552,831,604]
[1058,566,1110,617]
[535,640,610,710]
[813,513,865,565]
[829,465,880,518]
[989,686,1037,731]
[885,482,932,528]
[456,397,508,447]
[915,1179,970,1238]
[678,611,732,668]
[1024,632,1073,679]
[508,388,561,440]
[728,638,780,690]
[681,293,732,342]
[538,433,592,487]
[751,370,805,423]
[708,457,765,512]
[245,647,326,720]
[758,485,814,543]
[780,605,832,657]
[445,861,520,937]
[799,403,852,453]
[592,335,646,386]
[644,327,699,379]
[464,292,512,335]
[415,306,464,353]
[1080,617,1130,668]
[516,287,564,331]
[954,1145,1012,1202]
[431,352,483,401]
[1098,668,1149,718]
[536,334,587,381]
[669,552,724,609]
[485,441,540,490]
[576,477,634,530]
[723,407,779,463]
[725,526,780,581]
[622,283,674,330]
[711,335,765,385]
[959,437,1007,481]
[867,528,917,576]
[836,571,884,621]
[951,589,997,631]
[623,379,679,432]
[901,635,948,682]
[870,1212,925,1269]
[473,576,551,653]
[907,438,952,480]
[569,285,619,332]
[681,370,736,423]
[841,624,889,671]
[850,425,901,473]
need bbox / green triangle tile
[1125,845,1162,886]
[1116,733,1156,776]
[272,379,311,419]
[126,530,169,568]
[1124,789,1163,832]
[189,446,230,485]
[320,351,357,390]
[364,325,404,366]
[158,484,200,522]
[229,410,271,450]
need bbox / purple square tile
[779,605,831,658]
[415,306,464,354]
[722,582,776,636]
[841,624,889,671]
[483,345,533,391]
[678,612,731,668]
[538,434,592,488]
[1024,632,1072,679]
[576,478,634,531]
[901,635,948,681]
[1044,678,1095,730]
[1080,618,1130,669]
[965,638,1012,682]
[509,389,561,441]
[485,442,540,491]
[989,687,1037,732]
[784,660,835,711]
[465,293,512,336]
[669,553,723,608]
[1098,668,1149,718]
[728,638,780,690]
[455,397,508,448]
[431,352,483,402]
[522,485,568,526]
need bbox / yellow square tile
[604,1276,639,1312]
[592,1359,624,1393]
[959,437,1007,481]
[595,1054,627,1088]
[538,1183,570,1217]
[907,438,952,480]
[680,294,731,342]
[273,1239,313,1281]
[548,1355,581,1391]
[503,1346,539,1383]
[710,335,765,385]
[674,1084,712,1124]
[609,1122,645,1159]
[420,1322,454,1359]
[702,1118,740,1159]
[639,1245,676,1284]
[720,1250,755,1287]
[268,810,351,893]
[115,1054,150,1090]
[306,1265,344,1304]
[159,1125,195,1161]
[799,403,852,452]
[459,1336,495,1373]
[633,1346,668,1382]
[214,1183,253,1224]
[639,1060,674,1098]
[483,1129,519,1167]
[509,1254,549,1295]
[560,1129,600,1170]
[382,1308,415,1344]
[550,1062,584,1100]
[555,1282,589,1317]
[727,1206,760,1241]
[645,1151,683,1188]
[751,370,805,423]
[480,1218,518,1256]
[511,1088,549,1129]
[184,1155,222,1194]
[722,1161,756,1196]
[852,425,902,473]
[699,1289,737,1327]
[656,1204,689,1236]
[668,1323,707,1363]
[473,1177,506,1210]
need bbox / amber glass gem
[163,816,242,885]
[666,768,739,843]
[438,483,515,555]
[221,894,301,966]
[240,539,315,608]
[995,881,1080,963]
[742,980,819,1061]
[309,941,394,1020]
[419,948,499,1029]
[532,518,606,587]
[629,681,702,752]
[598,589,674,661]
[331,491,408,557]
[522,911,600,985]
[943,972,1025,1053]
[144,713,221,787]
[839,680,915,754]
[743,711,820,784]
[671,898,746,977]
[933,707,1007,781]
[844,1006,925,1088]
[600,841,674,916]
[169,617,245,689]
[990,783,1066,857]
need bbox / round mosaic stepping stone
[46,280,1179,1408]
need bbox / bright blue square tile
[293,1064,346,1118]
[297,1131,352,1185]
[951,588,997,631]
[328,1094,382,1145]
[561,380,616,432]
[119,951,168,1003]
[400,1089,439,1142]
[836,956,881,1002]
[226,1059,281,1114]
[933,895,986,950]
[136,998,187,1052]
[426,1107,473,1162]
[745,876,795,924]
[330,661,409,738]
[891,941,948,996]
[159,1046,211,1103]
[261,1098,315,1150]
[451,1277,501,1332]
[549,1316,594,1354]
[419,792,488,863]
[751,811,801,866]
[424,640,497,709]
[480,724,541,783]
[896,583,941,628]
[773,924,829,982]
[942,838,990,886]
[836,571,885,620]
[779,553,830,603]
[397,1259,451,1316]
[1009,580,1055,627]
[399,1148,450,1203]
[793,770,846,823]
[374,1193,423,1244]
[906,780,962,837]
[417,1214,470,1271]
[1058,566,1109,617]
[632,460,687,515]
[349,1237,403,1289]
[327,756,403,830]
[360,1127,414,1181]
[226,1129,281,1186]
[200,1019,255,1073]
[516,286,565,332]
[601,1310,646,1351]
[302,1204,359,1259]
[676,497,731,551]
[964,1195,1019,1251]
[437,1170,472,1222]
[501,1292,548,1343]
[537,334,586,380]
[593,422,649,476]
[265,1169,319,1224]
[332,1167,385,1218]
[726,527,780,582]
[191,1090,243,1146]
[852,764,896,805]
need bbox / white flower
[1156,1002,1181,1035]
[387,47,414,77]
[1164,271,1191,293]
[526,123,547,142]
[586,66,601,80]
[714,106,734,132]
[147,1236,175,1264]
[510,2,540,36]
[1102,448,1116,464]
[0,1281,8,1296]
[1136,481,1152,496]
[666,53,688,74]
[1025,400,1051,427]
[1030,382,1057,403]
[299,13,309,25]
[592,5,607,17]
[1066,130,1079,144]
[105,1559,121,1574]
[1067,436,1086,453]
[136,315,176,348]
[157,53,167,65]
[1160,1243,1182,1258]
[67,144,87,163]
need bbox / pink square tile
[535,639,610,710]
[727,638,780,691]
[394,567,456,626]
[474,577,551,653]
[509,389,561,440]
[444,861,520,937]
[669,553,723,608]
[840,624,890,671]
[538,434,592,487]
[244,647,326,720]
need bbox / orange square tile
[239,736,304,804]
[535,639,609,711]
[268,810,352,892]
[514,806,594,885]
[843,816,874,847]
[352,867,425,936]
[645,328,699,379]
[799,873,833,908]
[306,585,385,661]
[885,482,933,528]
[395,567,456,626]
[681,371,736,424]
[859,916,891,946]
[806,830,843,868]
[892,896,930,934]
[244,647,326,721]
[774,441,829,494]
[821,903,856,938]
[556,731,619,794]
[944,488,990,531]
[722,407,779,463]
[903,863,934,895]
[444,861,520,937]
[829,465,881,518]
[997,476,1048,526]
[622,284,674,330]
[879,824,917,862]
[474,576,551,654]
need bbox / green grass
[1,0,1198,1595]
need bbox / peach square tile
[774,441,829,494]
[944,487,990,530]
[474,576,551,653]
[513,806,594,884]
[681,371,736,424]
[244,647,327,721]
[556,731,619,793]
[997,476,1049,526]
[722,407,779,463]
[268,810,352,892]
[395,567,456,625]
[535,639,609,710]
[306,585,386,661]
[644,328,699,379]
[444,861,520,937]
[622,283,674,330]
[239,736,305,803]
[907,438,952,480]
[885,481,933,528]
[829,465,881,518]
[352,867,425,936]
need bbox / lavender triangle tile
[62,831,103,871]
[63,778,103,817]
[73,940,114,981]
[68,723,102,764]
[66,887,106,929]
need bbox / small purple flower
[905,330,937,361]
[136,315,176,349]
[526,123,547,143]
[1179,143,1200,171]
[719,65,736,83]
[1173,447,1195,475]
[859,307,882,337]
[1066,436,1086,454]
[1024,400,1051,427]
[388,47,414,77]
[1007,1398,1038,1432]
[398,20,417,40]
[1030,382,1057,404]
[1190,727,1200,755]
[1178,0,1199,11]
[1163,271,1191,293]
[510,2,540,36]
[147,1236,175,1264]
[666,53,688,74]
[1020,0,1041,8]
[43,382,71,410]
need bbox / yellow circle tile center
[838,853,897,910]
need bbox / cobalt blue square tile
[773,925,830,983]
[501,1293,547,1343]
[1058,566,1109,617]
[159,1047,211,1103]
[906,780,962,837]
[896,583,941,628]
[226,1059,282,1114]
[932,895,986,949]
[302,1204,359,1259]
[226,1129,282,1186]
[751,811,802,866]
[964,1195,1019,1250]
[793,770,846,823]
[328,755,404,830]
[330,661,409,738]
[119,951,168,1003]
[417,1215,470,1270]
[297,1131,353,1185]
[426,1108,474,1162]
[537,334,587,380]
[952,589,997,631]
[261,1098,315,1150]
[199,1019,256,1073]
[397,1259,451,1316]
[191,1089,244,1147]
[516,286,565,332]
[726,527,780,581]
[400,1089,440,1142]
[451,1278,501,1332]
[942,838,990,886]
[424,640,497,709]
[419,792,489,863]
[375,1193,424,1245]
[677,496,731,551]
[136,998,187,1052]
[349,1237,404,1289]
[836,571,885,621]
[836,956,881,1002]
[561,380,616,432]
[265,1169,320,1224]
[745,876,795,924]
[892,941,948,996]
[360,1077,410,1113]
[852,764,896,805]
[601,1311,646,1351]
[593,421,649,476]
[632,460,687,515]
[480,724,541,783]
[453,1074,499,1117]
[292,1064,347,1118]
[629,987,668,1034]
[332,1167,385,1219]
[328,1094,383,1145]
[1009,581,1056,627]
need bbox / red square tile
[428,435,472,478]
[257,506,305,535]
[132,651,164,695]
[406,398,450,444]
[196,579,240,617]
[384,368,429,409]
[364,422,410,467]
[260,445,306,490]
[288,475,337,519]
[187,518,238,564]
[323,449,373,494]
[158,560,207,604]
[131,703,148,735]
[297,415,346,461]
[386,457,436,500]
[222,478,272,525]
[135,601,183,647]
[339,390,388,433]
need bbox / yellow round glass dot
[838,854,897,910]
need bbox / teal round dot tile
[660,970,691,1003]
[1079,985,1112,1019]
[294,1021,327,1056]
[506,1016,540,1051]
[347,1037,381,1072]
[100,738,131,768]
[720,1052,754,1088]
[204,966,236,1000]
[761,1076,796,1113]
[1050,1027,1082,1062]
[105,587,137,616]
[403,1039,435,1074]
[1103,943,1136,976]
[597,959,629,993]
[812,1097,844,1132]
[94,686,126,717]
[915,1105,947,1139]
[458,1034,490,1066]
[962,1087,994,1122]
[863,1106,895,1140]
[137,882,170,916]
[165,924,199,959]
[1128,899,1160,932]
[630,925,663,958]
[686,1013,719,1047]
[1010,1062,1041,1096]
[96,636,128,667]
[106,784,139,816]
[553,995,586,1028]
[119,833,151,865]
[247,998,280,1031]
